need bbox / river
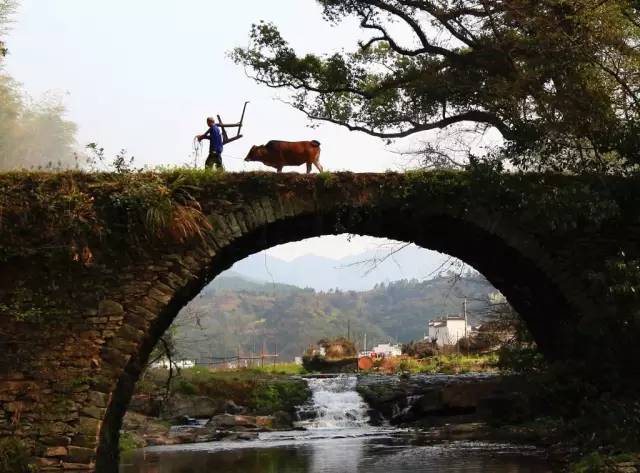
[120,375,553,473]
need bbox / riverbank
[120,366,310,451]
[122,365,640,472]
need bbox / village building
[367,343,402,358]
[425,315,471,347]
[150,358,196,370]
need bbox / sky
[2,0,463,264]
[4,0,412,173]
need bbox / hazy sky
[3,0,458,263]
[5,0,412,172]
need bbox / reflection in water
[121,435,552,473]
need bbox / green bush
[253,380,311,415]
[0,438,34,473]
[119,432,145,453]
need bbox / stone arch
[95,198,585,472]
[4,172,634,472]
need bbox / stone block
[40,422,73,437]
[98,300,124,317]
[148,287,172,305]
[131,305,157,322]
[234,211,248,233]
[40,436,71,447]
[65,446,95,464]
[442,381,500,409]
[71,434,97,449]
[162,272,188,290]
[62,462,94,471]
[45,446,68,457]
[80,406,105,420]
[77,417,100,437]
[117,324,144,343]
[36,457,61,469]
[153,281,174,296]
[255,416,274,429]
[260,198,276,223]
[87,391,108,408]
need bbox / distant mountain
[201,271,300,294]
[174,271,498,361]
[229,245,451,291]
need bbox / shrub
[0,438,34,473]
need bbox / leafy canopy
[233,0,640,172]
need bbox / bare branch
[296,105,515,140]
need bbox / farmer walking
[196,117,224,171]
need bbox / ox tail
[311,140,321,147]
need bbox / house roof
[428,315,466,327]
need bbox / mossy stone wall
[0,170,639,471]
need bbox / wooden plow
[218,101,250,146]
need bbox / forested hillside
[173,272,497,361]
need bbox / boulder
[221,431,259,441]
[272,410,293,429]
[441,380,500,410]
[206,414,258,429]
[163,394,223,421]
[255,416,274,429]
[413,388,444,415]
[223,400,247,415]
[478,392,531,424]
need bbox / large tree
[233,0,640,172]
[0,1,78,170]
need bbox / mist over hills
[229,245,451,291]
[174,270,498,361]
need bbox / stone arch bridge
[0,171,639,471]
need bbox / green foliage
[118,432,145,454]
[0,438,35,473]
[151,367,312,416]
[252,379,310,415]
[250,363,307,376]
[570,452,640,473]
[0,75,78,171]
[497,346,547,373]
[175,272,495,361]
[234,1,640,172]
[0,171,212,263]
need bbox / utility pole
[363,332,367,353]
[273,343,277,368]
[463,299,469,356]
[347,319,351,341]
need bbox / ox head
[245,145,267,162]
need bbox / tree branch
[359,0,460,59]
[297,105,515,140]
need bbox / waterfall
[295,376,370,430]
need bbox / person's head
[206,117,215,127]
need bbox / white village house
[150,359,196,370]
[370,343,402,358]
[425,315,471,347]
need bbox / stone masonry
[0,171,639,471]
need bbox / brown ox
[245,140,324,173]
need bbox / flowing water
[120,375,553,473]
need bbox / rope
[192,137,203,167]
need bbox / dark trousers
[205,151,224,171]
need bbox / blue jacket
[203,125,223,154]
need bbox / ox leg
[277,166,283,173]
[306,163,312,174]
[314,159,324,173]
